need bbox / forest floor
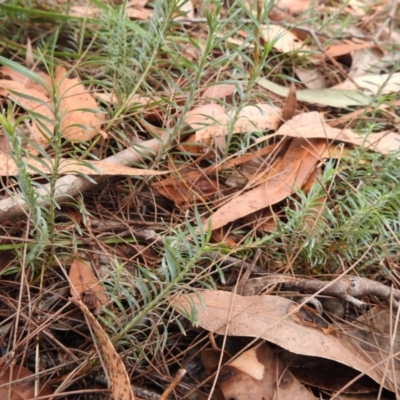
[1,0,400,399]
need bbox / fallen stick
[243,274,400,309]
[0,137,164,222]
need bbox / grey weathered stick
[243,275,400,309]
[0,137,164,222]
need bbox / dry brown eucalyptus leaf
[55,66,105,141]
[230,103,281,133]
[294,66,328,89]
[258,111,400,156]
[184,103,281,144]
[0,82,54,152]
[333,72,400,94]
[203,138,325,230]
[274,0,310,13]
[70,297,135,400]
[0,66,51,94]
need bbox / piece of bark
[0,137,164,222]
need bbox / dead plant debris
[1,0,400,399]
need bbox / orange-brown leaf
[0,66,51,94]
[5,86,54,152]
[55,66,105,141]
[204,138,325,230]
[71,298,135,400]
[0,363,53,399]
[69,258,107,308]
[280,82,297,124]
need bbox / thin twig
[243,274,400,309]
[159,369,187,400]
[236,248,263,295]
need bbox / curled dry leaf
[294,66,328,89]
[25,38,34,69]
[325,41,378,58]
[0,79,26,95]
[70,297,135,400]
[170,290,398,392]
[127,0,149,9]
[69,4,100,17]
[0,62,105,152]
[230,104,281,134]
[0,363,53,399]
[0,66,51,94]
[95,92,161,108]
[347,47,385,79]
[126,7,153,19]
[184,104,230,142]
[58,160,167,176]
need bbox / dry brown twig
[243,274,400,309]
[159,369,187,400]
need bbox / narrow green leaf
[257,78,372,108]
[0,56,47,88]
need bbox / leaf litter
[1,0,400,399]
[170,290,399,392]
[216,342,316,400]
